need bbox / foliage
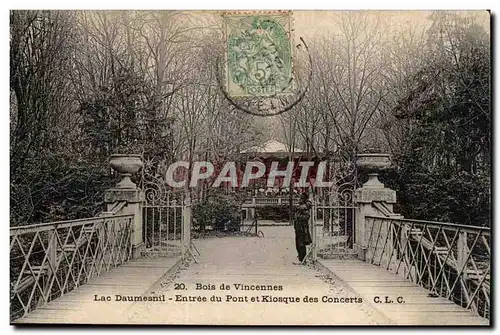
[192,190,242,232]
[78,67,165,158]
[256,205,291,222]
[9,11,102,226]
[10,153,115,226]
[10,11,76,175]
[386,13,491,226]
[9,10,490,231]
[384,165,490,226]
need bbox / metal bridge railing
[365,215,490,319]
[10,214,134,321]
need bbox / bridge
[10,157,490,325]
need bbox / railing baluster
[45,228,66,298]
[464,234,490,307]
[395,221,414,277]
[174,200,177,254]
[405,223,427,284]
[370,217,385,265]
[446,231,482,301]
[84,221,99,280]
[403,225,420,283]
[152,206,156,250]
[376,219,393,267]
[159,207,163,250]
[365,217,376,261]
[429,227,460,294]
[385,222,402,271]
[115,217,128,264]
[38,229,57,307]
[89,220,105,279]
[416,225,442,288]
[166,193,170,245]
[144,206,148,248]
[24,231,56,315]
[481,235,491,256]
[74,224,92,288]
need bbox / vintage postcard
[9,9,491,326]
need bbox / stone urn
[109,154,143,189]
[356,153,391,188]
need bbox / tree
[389,12,490,226]
[10,11,76,174]
[10,11,96,224]
[378,24,427,159]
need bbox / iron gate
[308,155,358,260]
[311,189,357,259]
[140,157,189,257]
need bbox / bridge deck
[13,227,489,325]
[14,257,182,324]
[319,259,489,325]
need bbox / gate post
[354,154,397,261]
[311,200,317,262]
[182,193,192,260]
[105,188,145,259]
[355,183,396,261]
[105,154,145,259]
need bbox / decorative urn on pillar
[109,154,143,189]
[356,153,391,188]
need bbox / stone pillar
[354,174,397,261]
[105,154,145,259]
[105,188,145,258]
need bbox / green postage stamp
[224,11,294,97]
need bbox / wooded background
[10,11,490,227]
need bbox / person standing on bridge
[293,192,312,265]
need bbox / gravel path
[126,226,387,325]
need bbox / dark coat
[294,200,312,246]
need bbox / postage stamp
[224,11,294,97]
[9,9,491,327]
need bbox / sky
[261,10,491,145]
[189,10,490,40]
[292,10,490,40]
